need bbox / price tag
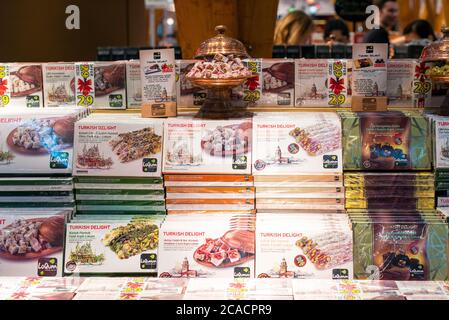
[0,64,11,107]
[328,60,348,107]
[412,61,432,108]
[75,62,95,107]
[242,59,262,104]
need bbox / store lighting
[166,17,174,26]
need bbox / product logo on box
[332,268,349,279]
[232,156,247,170]
[109,94,123,108]
[38,258,58,276]
[323,155,338,169]
[277,92,291,105]
[153,52,161,60]
[26,95,40,108]
[234,267,251,278]
[366,46,374,54]
[142,158,158,173]
[140,253,157,270]
[410,264,425,280]
[50,152,69,169]
[65,260,77,273]
[253,159,266,171]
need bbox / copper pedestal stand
[187,77,253,119]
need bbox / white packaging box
[126,60,142,109]
[434,117,449,168]
[163,117,252,174]
[92,61,127,109]
[232,59,294,108]
[64,217,162,275]
[73,115,164,177]
[158,214,255,278]
[0,108,85,174]
[387,59,414,107]
[252,112,342,175]
[295,59,351,108]
[43,63,76,107]
[260,59,295,106]
[8,63,44,108]
[256,214,353,279]
[0,210,69,277]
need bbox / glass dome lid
[421,26,449,62]
[194,25,250,59]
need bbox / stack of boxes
[429,115,449,207]
[252,112,344,213]
[63,113,166,276]
[0,107,86,276]
[72,114,165,215]
[340,111,448,281]
[162,116,254,214]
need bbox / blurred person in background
[363,0,399,43]
[323,19,350,44]
[391,19,437,45]
[403,20,437,45]
[274,10,314,45]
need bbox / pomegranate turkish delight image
[10,65,43,97]
[193,229,255,268]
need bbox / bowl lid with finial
[421,26,449,62]
[194,25,250,59]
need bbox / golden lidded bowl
[421,26,449,83]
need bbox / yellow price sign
[329,93,346,106]
[77,94,94,107]
[1,95,10,106]
[333,62,343,78]
[243,90,260,102]
[413,80,431,94]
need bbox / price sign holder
[75,62,95,107]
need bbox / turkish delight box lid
[92,61,127,110]
[64,217,161,275]
[340,111,431,170]
[163,117,252,174]
[6,63,44,109]
[0,210,68,277]
[352,220,448,281]
[295,59,351,108]
[158,214,255,278]
[73,116,163,177]
[252,112,342,175]
[0,108,84,174]
[434,117,449,168]
[256,214,353,279]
